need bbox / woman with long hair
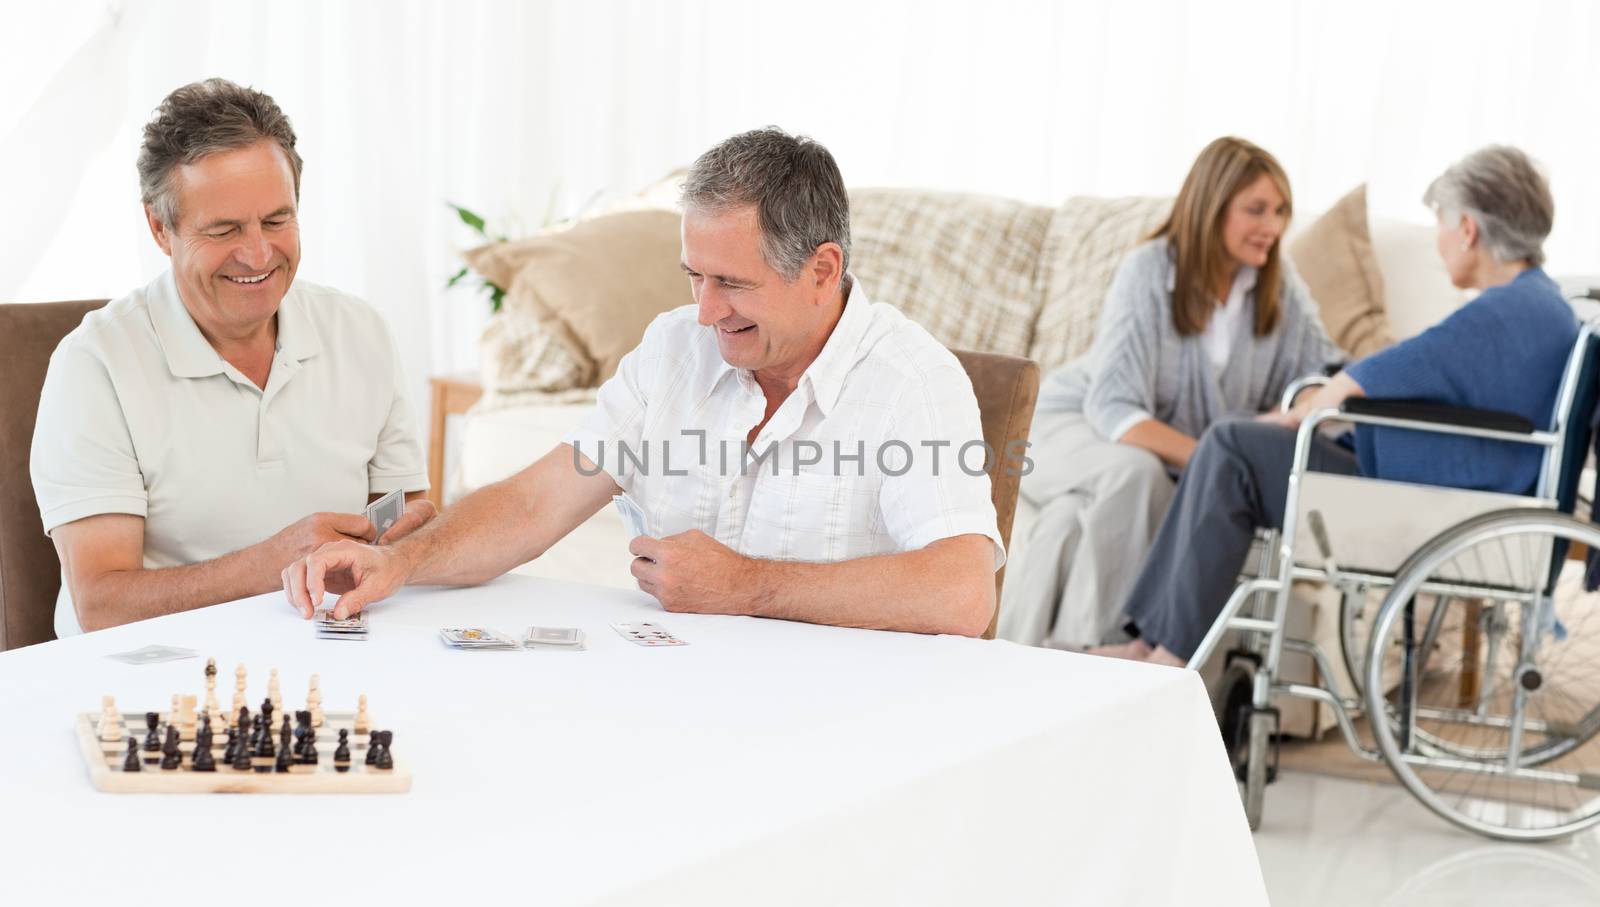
[1000,137,1339,649]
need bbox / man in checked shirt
[284,128,1007,637]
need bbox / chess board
[77,709,411,793]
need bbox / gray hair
[1423,145,1553,267]
[137,78,303,229]
[681,126,851,281]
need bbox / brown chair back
[951,349,1040,639]
[0,300,109,650]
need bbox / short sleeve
[367,322,430,494]
[877,362,1006,569]
[562,318,658,493]
[30,342,148,534]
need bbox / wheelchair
[1195,316,1600,841]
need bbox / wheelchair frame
[1190,317,1600,841]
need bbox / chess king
[284,128,1006,637]
[32,79,435,635]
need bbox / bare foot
[1144,645,1186,668]
[1086,639,1153,661]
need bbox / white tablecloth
[0,575,1265,905]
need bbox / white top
[565,276,1006,568]
[30,270,427,637]
[0,574,1267,905]
[1105,261,1260,442]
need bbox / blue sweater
[1345,268,1576,494]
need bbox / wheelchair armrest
[1340,398,1536,434]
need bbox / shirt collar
[700,272,871,418]
[148,270,320,379]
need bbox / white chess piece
[232,664,247,725]
[99,695,124,743]
[268,668,283,711]
[307,674,325,728]
[353,694,371,735]
[204,659,224,726]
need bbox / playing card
[439,628,520,650]
[314,609,369,630]
[106,645,200,665]
[609,621,687,647]
[524,626,585,651]
[612,494,648,538]
[313,608,369,640]
[366,489,405,543]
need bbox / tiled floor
[1254,771,1600,905]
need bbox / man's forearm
[741,536,996,637]
[73,545,275,631]
[390,477,545,586]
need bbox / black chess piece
[143,712,161,752]
[260,698,274,730]
[222,727,237,763]
[279,715,292,757]
[196,715,212,751]
[364,730,380,765]
[231,738,252,771]
[237,705,249,732]
[256,716,275,759]
[123,737,142,773]
[334,729,351,773]
[192,743,216,772]
[301,733,318,767]
[273,746,291,773]
[373,731,393,771]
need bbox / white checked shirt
[565,276,1005,568]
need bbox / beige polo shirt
[31,270,428,637]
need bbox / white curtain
[8,0,1600,437]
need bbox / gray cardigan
[1037,238,1340,440]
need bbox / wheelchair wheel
[1364,508,1600,840]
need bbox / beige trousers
[998,412,1177,648]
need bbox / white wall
[7,0,1599,430]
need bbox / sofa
[453,179,1468,735]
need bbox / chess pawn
[353,694,371,735]
[99,695,125,743]
[307,674,324,728]
[364,730,380,765]
[143,712,161,752]
[178,695,198,743]
[333,730,351,773]
[122,737,142,773]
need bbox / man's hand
[264,512,374,570]
[282,540,411,620]
[628,530,765,615]
[376,499,436,544]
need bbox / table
[0,575,1266,905]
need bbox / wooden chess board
[77,710,411,793]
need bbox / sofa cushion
[850,189,1050,360]
[1288,184,1393,358]
[467,209,690,392]
[1028,196,1172,372]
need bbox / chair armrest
[1340,398,1536,434]
[1280,375,1330,412]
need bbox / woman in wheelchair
[1001,137,1339,650]
[1095,145,1577,668]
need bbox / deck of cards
[439,628,520,650]
[314,609,369,641]
[367,489,405,544]
[612,494,648,538]
[524,626,586,651]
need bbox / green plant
[445,202,508,313]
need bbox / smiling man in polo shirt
[283,127,1005,637]
[31,78,433,634]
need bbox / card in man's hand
[366,489,405,543]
